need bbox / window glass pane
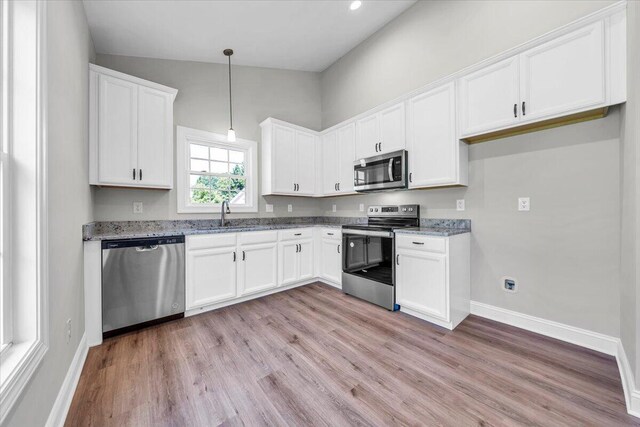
[190,159,209,173]
[190,144,209,159]
[191,189,215,204]
[210,161,228,174]
[229,150,244,163]
[229,163,245,176]
[210,147,228,162]
[229,178,246,205]
[190,174,208,189]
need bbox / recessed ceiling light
[350,1,362,11]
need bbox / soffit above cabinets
[82,0,416,72]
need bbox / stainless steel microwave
[353,150,408,192]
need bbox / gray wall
[4,1,95,426]
[93,54,323,221]
[620,0,640,389]
[318,0,621,336]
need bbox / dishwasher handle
[135,245,159,252]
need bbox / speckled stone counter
[83,217,470,241]
[82,217,366,241]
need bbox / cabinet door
[520,21,605,122]
[298,239,314,282]
[322,131,339,195]
[137,86,173,188]
[396,249,448,321]
[186,246,237,309]
[238,242,278,297]
[337,123,356,193]
[378,102,405,154]
[272,124,297,193]
[295,130,316,195]
[320,238,342,284]
[98,74,138,185]
[355,113,379,159]
[458,56,520,137]
[279,241,299,286]
[408,83,458,188]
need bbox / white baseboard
[470,301,639,419]
[45,333,88,427]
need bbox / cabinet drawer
[321,228,341,239]
[238,230,278,245]
[279,228,313,241]
[187,233,237,250]
[396,234,447,253]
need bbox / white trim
[0,1,49,423]
[470,301,618,355]
[470,301,639,419]
[45,334,88,427]
[176,125,258,213]
[89,63,177,100]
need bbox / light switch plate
[332,204,337,213]
[456,200,465,211]
[518,197,530,211]
[287,204,293,213]
[265,204,274,213]
[133,202,143,214]
[359,203,365,212]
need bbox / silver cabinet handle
[396,254,400,265]
[294,233,302,236]
[233,251,236,262]
[293,183,296,191]
[412,241,425,245]
[327,232,334,236]
[378,142,382,152]
[522,101,526,116]
[132,168,136,180]
[135,245,159,252]
[242,251,245,260]
[513,103,517,118]
[337,244,340,254]
[139,169,142,180]
[337,183,340,191]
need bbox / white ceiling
[82,0,416,72]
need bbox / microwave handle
[388,158,394,182]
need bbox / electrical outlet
[518,197,530,211]
[501,277,518,293]
[66,319,72,343]
[265,204,274,213]
[287,204,292,213]
[359,203,364,212]
[332,204,337,213]
[133,201,143,214]
[456,200,465,211]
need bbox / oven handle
[342,229,393,238]
[388,158,394,182]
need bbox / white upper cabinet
[407,82,467,188]
[261,118,318,196]
[322,122,356,196]
[90,64,177,189]
[519,21,605,122]
[458,16,622,139]
[355,102,405,159]
[458,56,520,137]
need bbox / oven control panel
[367,204,419,217]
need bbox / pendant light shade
[224,48,235,142]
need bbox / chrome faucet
[221,200,231,227]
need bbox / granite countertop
[83,217,470,241]
[393,227,470,237]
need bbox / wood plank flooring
[66,282,639,426]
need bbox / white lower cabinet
[278,228,314,286]
[237,233,278,297]
[318,229,342,286]
[395,233,470,330]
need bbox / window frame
[177,125,258,213]
[0,1,49,423]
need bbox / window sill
[0,339,47,423]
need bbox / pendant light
[224,48,236,142]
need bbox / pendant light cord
[228,54,233,129]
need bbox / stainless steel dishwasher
[102,236,185,338]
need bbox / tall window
[177,126,257,213]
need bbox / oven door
[342,230,394,286]
[354,150,407,192]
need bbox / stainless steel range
[341,204,419,310]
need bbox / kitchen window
[177,126,258,213]
[0,0,49,422]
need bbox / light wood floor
[66,282,639,426]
